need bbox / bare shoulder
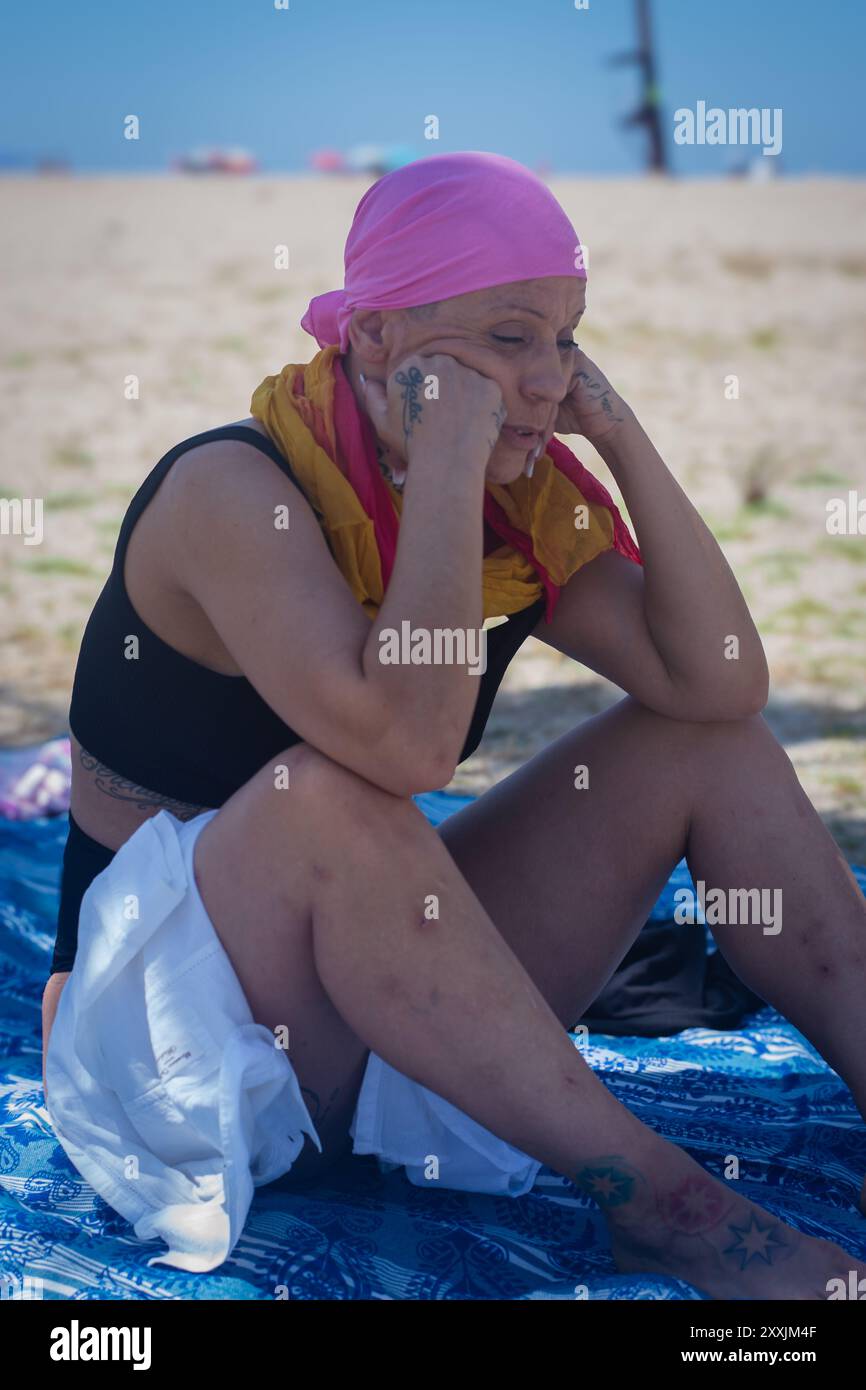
[162,414,340,620]
[120,416,323,685]
[161,417,283,511]
[163,418,318,562]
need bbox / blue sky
[1,0,864,175]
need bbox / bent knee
[617,699,779,772]
[625,697,768,740]
[686,709,772,746]
[255,741,426,826]
[662,707,783,771]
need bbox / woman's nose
[519,347,571,404]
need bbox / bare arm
[533,547,766,721]
[540,353,769,719]
[594,412,768,715]
[173,355,503,797]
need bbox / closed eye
[491,334,579,350]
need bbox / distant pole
[636,0,666,172]
[610,0,669,174]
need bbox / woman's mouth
[501,425,542,449]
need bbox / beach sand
[1,174,865,853]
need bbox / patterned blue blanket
[1,795,865,1301]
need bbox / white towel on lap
[45,809,322,1273]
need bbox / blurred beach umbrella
[381,143,420,171]
[172,147,209,173]
[734,155,782,181]
[345,142,421,176]
[345,144,388,175]
[219,147,258,174]
[310,147,346,172]
[172,146,258,174]
[36,157,71,175]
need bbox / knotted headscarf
[301,150,587,352]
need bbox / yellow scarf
[250,345,628,621]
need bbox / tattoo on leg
[573,1156,643,1210]
[722,1214,790,1270]
[301,1085,341,1129]
[578,1155,797,1281]
[657,1175,736,1234]
[575,1158,738,1239]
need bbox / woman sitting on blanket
[42,152,866,1292]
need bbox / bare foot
[576,1148,866,1300]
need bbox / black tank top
[51,425,544,975]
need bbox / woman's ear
[346,308,390,364]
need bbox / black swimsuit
[50,425,545,977]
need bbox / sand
[1,174,865,854]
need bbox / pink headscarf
[301,150,587,350]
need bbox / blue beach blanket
[1,790,865,1301]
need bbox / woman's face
[350,275,586,485]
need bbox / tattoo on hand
[573,369,626,425]
[395,365,424,444]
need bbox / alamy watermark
[49,1319,151,1369]
[674,102,783,157]
[674,880,782,935]
[1,1271,43,1299]
[826,490,866,535]
[0,496,43,544]
[378,623,487,675]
